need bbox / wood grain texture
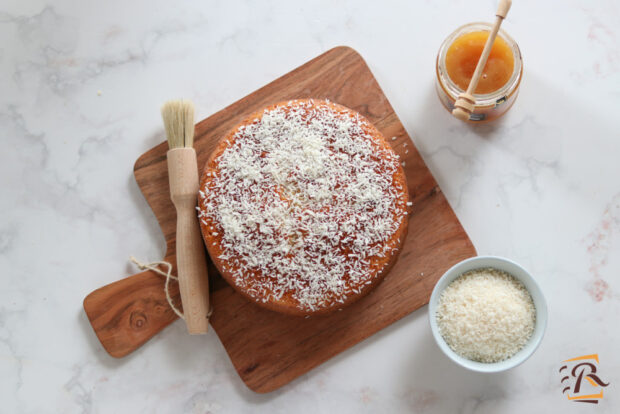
[83,46,476,392]
[167,148,210,334]
[83,270,182,358]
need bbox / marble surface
[1,0,619,412]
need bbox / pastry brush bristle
[161,99,195,149]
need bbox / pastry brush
[161,99,210,334]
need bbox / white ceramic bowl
[428,256,547,372]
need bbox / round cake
[198,99,410,316]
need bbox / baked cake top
[198,99,409,313]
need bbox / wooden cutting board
[84,46,476,393]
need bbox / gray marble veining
[1,0,619,412]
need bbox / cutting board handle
[83,270,180,358]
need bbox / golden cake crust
[199,99,409,316]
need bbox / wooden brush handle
[167,148,210,334]
[452,0,512,121]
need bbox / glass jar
[436,22,523,122]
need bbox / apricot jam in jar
[436,22,522,122]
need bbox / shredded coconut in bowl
[436,267,536,363]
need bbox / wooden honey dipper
[452,0,512,121]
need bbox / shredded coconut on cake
[198,100,408,312]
